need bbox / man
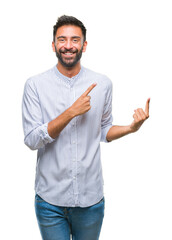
[22,15,150,240]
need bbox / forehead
[56,25,83,38]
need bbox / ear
[82,41,88,52]
[52,41,55,52]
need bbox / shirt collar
[53,64,84,87]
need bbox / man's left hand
[130,98,150,133]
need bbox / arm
[22,79,55,150]
[47,83,97,139]
[47,108,75,139]
[106,125,133,142]
[22,78,97,150]
[100,79,113,142]
[48,84,96,138]
[106,98,150,142]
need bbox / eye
[57,38,65,43]
[73,38,79,43]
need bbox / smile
[64,53,74,55]
[61,52,76,58]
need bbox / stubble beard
[55,46,83,68]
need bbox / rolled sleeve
[22,78,55,150]
[41,122,55,143]
[101,78,113,143]
[24,122,55,150]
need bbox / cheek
[56,42,65,49]
[56,45,66,53]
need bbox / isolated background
[0,0,172,239]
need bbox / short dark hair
[53,15,87,42]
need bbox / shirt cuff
[41,122,56,144]
[101,125,113,143]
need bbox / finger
[133,113,139,121]
[86,96,91,102]
[134,109,146,121]
[82,83,97,96]
[145,98,150,117]
[137,108,147,120]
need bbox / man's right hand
[69,83,97,117]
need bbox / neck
[57,62,81,78]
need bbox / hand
[70,83,97,117]
[130,98,150,132]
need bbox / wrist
[67,106,77,118]
[128,124,137,133]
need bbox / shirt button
[72,141,76,144]
[73,158,76,162]
[72,123,75,126]
[73,176,76,180]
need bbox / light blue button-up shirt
[22,65,113,207]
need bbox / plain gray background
[0,0,172,239]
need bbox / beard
[55,45,83,68]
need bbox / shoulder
[24,66,55,90]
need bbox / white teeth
[64,53,73,55]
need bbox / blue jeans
[35,194,105,240]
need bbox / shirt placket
[70,85,79,206]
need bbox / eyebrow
[57,36,81,39]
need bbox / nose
[64,39,73,50]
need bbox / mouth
[61,52,76,58]
[64,52,74,55]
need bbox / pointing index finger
[82,83,97,96]
[145,98,150,117]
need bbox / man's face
[52,25,87,68]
